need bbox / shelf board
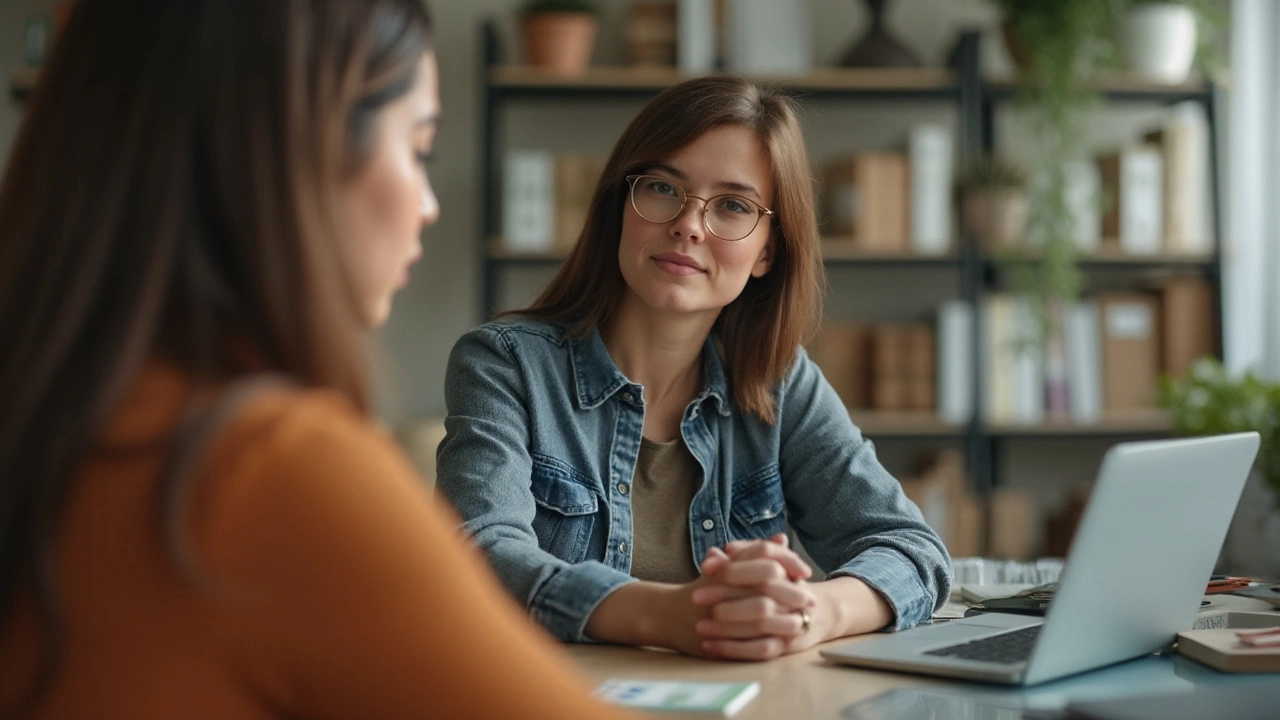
[985,249,1215,270]
[986,409,1172,438]
[822,242,960,267]
[488,241,962,267]
[848,410,965,438]
[487,245,570,263]
[488,65,959,99]
[985,74,1213,104]
[10,67,38,101]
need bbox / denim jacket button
[701,518,715,531]
[621,392,634,404]
[618,541,628,554]
[617,481,629,495]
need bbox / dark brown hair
[0,0,432,707]
[518,75,823,423]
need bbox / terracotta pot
[961,188,1028,252]
[522,12,598,76]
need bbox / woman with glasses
[0,1,640,717]
[437,76,951,661]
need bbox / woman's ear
[751,232,776,278]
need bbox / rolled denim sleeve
[777,349,952,630]
[435,326,635,642]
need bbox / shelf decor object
[519,0,600,77]
[1120,0,1224,84]
[838,0,921,68]
[956,155,1029,253]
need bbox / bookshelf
[976,67,1223,511]
[475,22,1224,548]
[489,65,960,98]
[479,22,982,320]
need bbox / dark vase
[838,0,921,68]
[1000,18,1034,72]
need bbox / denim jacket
[436,318,952,643]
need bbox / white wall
[1223,0,1280,377]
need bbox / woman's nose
[669,199,706,243]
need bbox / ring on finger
[797,607,811,634]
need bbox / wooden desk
[566,594,1280,718]
[567,636,950,719]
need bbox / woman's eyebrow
[647,163,762,200]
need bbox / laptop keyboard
[923,625,1042,664]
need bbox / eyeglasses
[625,174,774,242]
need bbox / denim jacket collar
[568,327,731,417]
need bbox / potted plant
[520,0,600,77]
[1159,359,1280,576]
[1120,0,1224,84]
[956,155,1029,253]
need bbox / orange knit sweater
[0,365,632,719]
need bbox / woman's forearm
[585,581,681,648]
[810,576,894,640]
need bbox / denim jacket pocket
[529,457,599,563]
[729,465,788,540]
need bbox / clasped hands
[680,533,820,661]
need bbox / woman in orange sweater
[0,1,635,718]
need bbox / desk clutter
[1176,610,1280,673]
[949,569,1280,674]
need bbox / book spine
[908,124,953,255]
[677,0,715,74]
[936,300,974,424]
[503,150,555,252]
[1063,159,1101,254]
[1065,301,1103,425]
[1119,147,1164,254]
[1011,296,1046,425]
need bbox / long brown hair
[0,0,432,706]
[519,75,822,423]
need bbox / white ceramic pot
[1122,3,1198,84]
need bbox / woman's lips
[652,252,705,276]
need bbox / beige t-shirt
[629,437,701,584]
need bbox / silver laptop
[821,432,1260,686]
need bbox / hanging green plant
[986,0,1122,344]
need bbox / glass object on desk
[952,557,1065,586]
[840,689,1055,720]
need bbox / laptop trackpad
[956,612,1039,629]
[831,613,1039,657]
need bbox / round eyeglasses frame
[625,174,774,241]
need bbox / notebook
[821,433,1260,685]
